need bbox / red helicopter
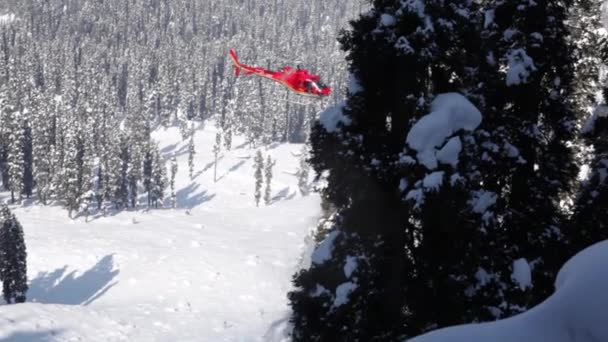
[229,49,331,98]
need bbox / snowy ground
[0,123,320,341]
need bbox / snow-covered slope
[0,122,320,341]
[408,239,608,342]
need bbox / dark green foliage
[0,205,28,304]
[568,105,608,259]
[253,150,264,207]
[21,120,33,198]
[564,0,608,258]
[291,0,599,339]
[290,0,485,339]
[475,0,581,315]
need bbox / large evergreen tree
[150,146,167,209]
[253,150,264,207]
[264,155,275,205]
[564,0,608,258]
[290,0,595,338]
[289,0,484,339]
[0,205,28,304]
[473,0,581,316]
[5,108,24,204]
[568,96,608,258]
[20,118,34,199]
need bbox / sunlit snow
[0,122,321,342]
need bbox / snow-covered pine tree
[81,189,95,222]
[170,157,178,208]
[296,145,310,196]
[6,108,24,204]
[188,131,196,180]
[568,0,607,126]
[564,0,608,285]
[223,128,233,151]
[289,0,510,338]
[264,155,275,205]
[61,135,77,216]
[0,205,27,304]
[476,0,581,316]
[568,95,608,259]
[0,90,9,191]
[128,145,143,209]
[60,126,93,218]
[143,146,154,208]
[253,150,264,207]
[101,130,124,211]
[30,89,54,205]
[379,0,529,329]
[290,1,439,338]
[150,147,167,209]
[115,134,131,210]
[223,93,235,151]
[564,0,608,248]
[0,145,7,192]
[213,132,221,183]
[21,118,34,199]
[94,166,104,211]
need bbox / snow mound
[311,230,340,265]
[422,171,445,191]
[436,137,462,167]
[408,240,608,342]
[469,190,497,214]
[333,281,357,308]
[505,48,536,86]
[406,93,482,170]
[319,103,351,133]
[343,256,359,278]
[380,14,397,27]
[511,258,532,290]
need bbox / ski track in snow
[0,123,320,342]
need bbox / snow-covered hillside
[0,123,321,341]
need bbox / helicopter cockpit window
[304,80,313,92]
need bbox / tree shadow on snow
[176,183,216,209]
[0,195,56,209]
[216,160,247,182]
[160,142,189,159]
[28,255,119,306]
[0,329,64,342]
[160,142,179,155]
[192,156,225,180]
[233,141,249,150]
[266,142,282,150]
[270,187,297,204]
